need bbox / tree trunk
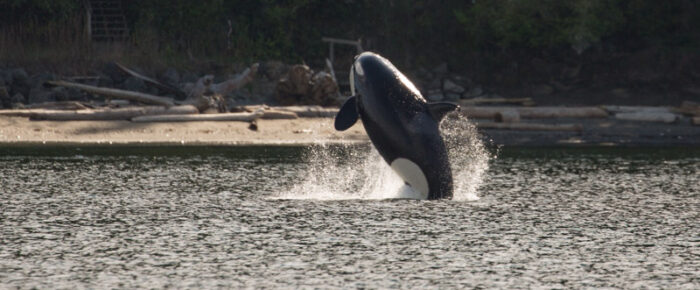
[132,111,262,122]
[615,112,678,123]
[3,105,199,120]
[46,80,175,106]
[477,122,583,131]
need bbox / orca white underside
[390,158,429,199]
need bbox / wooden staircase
[86,0,129,42]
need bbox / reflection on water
[0,146,698,288]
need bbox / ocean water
[0,145,698,288]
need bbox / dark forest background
[1,0,699,104]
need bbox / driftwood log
[46,80,175,106]
[477,122,583,131]
[494,109,520,123]
[183,64,259,98]
[0,105,198,120]
[236,105,338,118]
[675,101,700,116]
[271,106,338,117]
[131,111,263,123]
[260,110,298,119]
[25,101,91,110]
[615,112,679,123]
[115,62,186,99]
[462,106,608,119]
[603,105,672,114]
[459,97,535,106]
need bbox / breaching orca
[334,52,459,200]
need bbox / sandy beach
[1,114,699,147]
[0,116,368,146]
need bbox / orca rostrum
[334,52,459,200]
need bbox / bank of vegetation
[1,0,699,105]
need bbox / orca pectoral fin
[427,102,460,122]
[334,95,359,131]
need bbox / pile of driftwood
[0,62,340,123]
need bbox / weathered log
[459,97,535,106]
[46,80,175,106]
[260,110,298,119]
[9,105,198,120]
[270,105,338,117]
[603,105,672,114]
[477,122,583,131]
[674,101,700,116]
[184,63,259,98]
[131,111,262,122]
[494,109,520,123]
[25,101,91,110]
[615,112,679,123]
[114,62,186,99]
[461,106,608,119]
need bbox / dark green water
[1,146,698,288]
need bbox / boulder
[0,86,9,108]
[123,76,148,93]
[28,88,56,104]
[443,79,465,94]
[30,72,57,89]
[11,93,26,106]
[10,68,30,97]
[433,63,448,75]
[161,68,180,86]
[101,62,127,84]
[464,86,484,98]
[181,71,199,83]
[531,84,554,96]
[426,90,444,101]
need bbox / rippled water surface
[1,146,698,288]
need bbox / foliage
[1,0,698,68]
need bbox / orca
[334,52,459,200]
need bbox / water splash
[277,113,491,201]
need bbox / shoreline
[1,115,699,148]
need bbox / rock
[11,93,26,105]
[97,74,114,87]
[10,68,31,97]
[464,86,484,98]
[123,76,148,93]
[444,92,461,101]
[0,86,9,108]
[30,72,57,89]
[426,90,444,101]
[56,87,86,102]
[433,63,448,75]
[101,62,127,84]
[610,88,630,98]
[28,88,56,104]
[161,68,180,86]
[181,71,198,83]
[443,79,465,94]
[11,68,29,84]
[531,84,554,96]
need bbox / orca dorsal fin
[427,102,459,122]
[334,96,359,131]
